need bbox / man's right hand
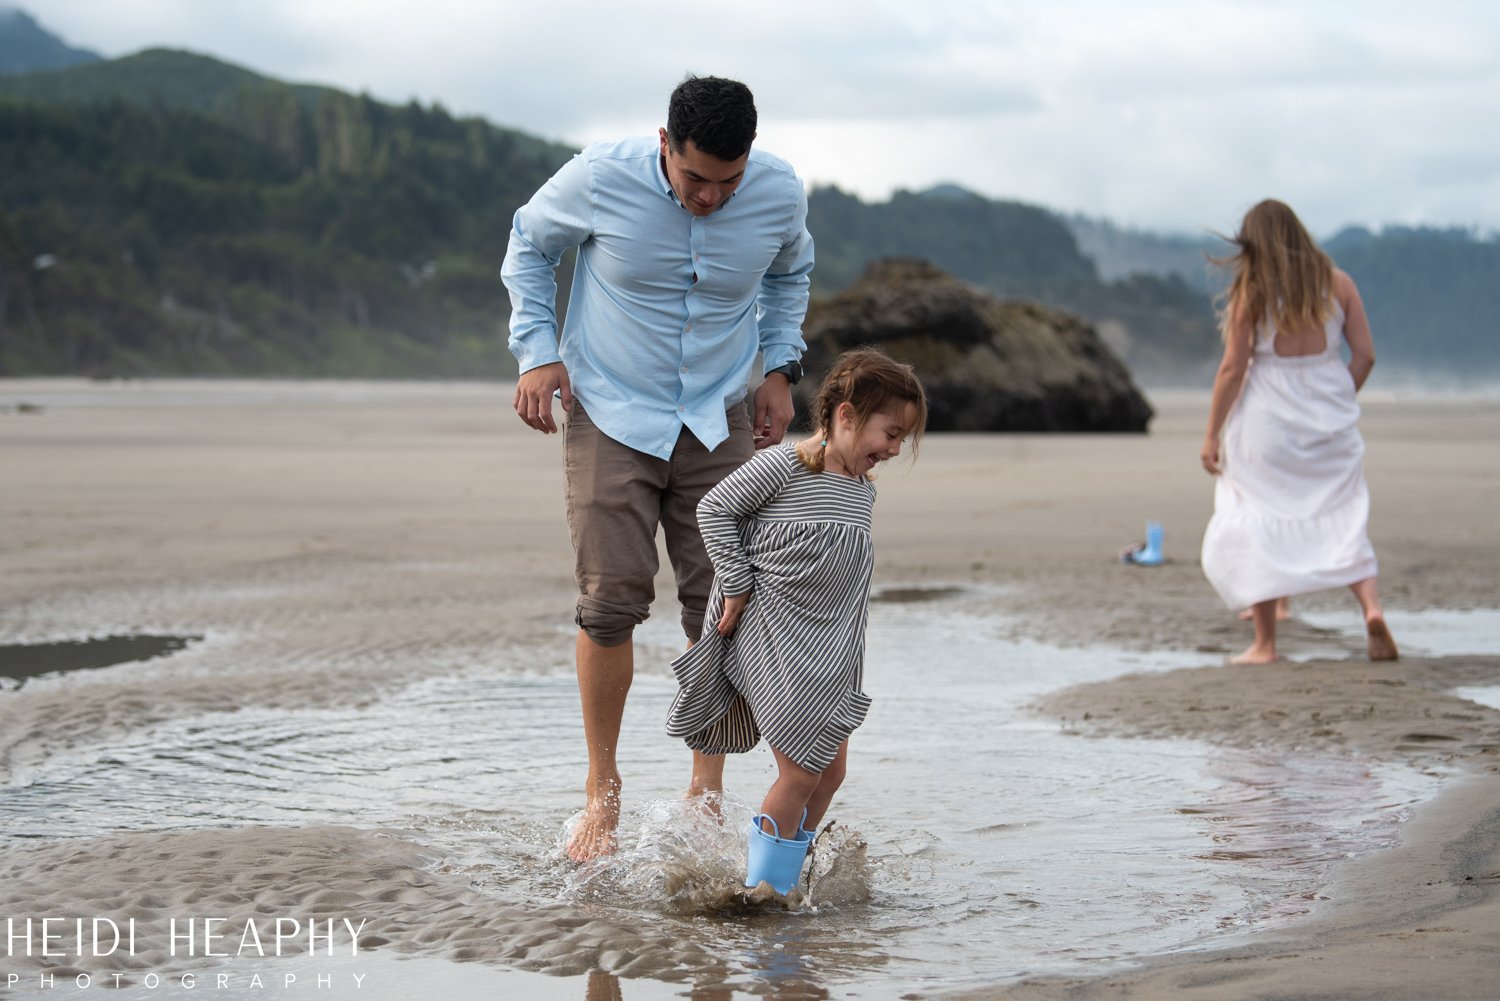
[514,362,574,434]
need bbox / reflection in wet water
[0,633,201,683]
[1182,754,1430,925]
[1298,608,1500,658]
[0,600,1442,997]
[869,585,966,603]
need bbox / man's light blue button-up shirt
[501,136,814,460]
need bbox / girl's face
[829,401,919,478]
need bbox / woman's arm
[1201,300,1256,475]
[1336,269,1376,392]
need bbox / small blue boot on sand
[1130,520,1164,566]
[745,813,812,894]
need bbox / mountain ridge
[2,11,1495,381]
[0,6,101,75]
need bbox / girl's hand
[1201,435,1222,475]
[717,592,751,637]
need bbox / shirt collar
[656,152,676,202]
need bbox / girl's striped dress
[666,441,875,773]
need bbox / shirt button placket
[679,221,704,426]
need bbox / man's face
[659,128,749,217]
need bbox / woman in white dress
[1200,199,1398,664]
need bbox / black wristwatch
[767,360,803,385]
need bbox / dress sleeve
[696,448,793,596]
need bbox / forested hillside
[1,49,574,376]
[810,185,1223,379]
[0,7,99,75]
[1067,214,1500,373]
[1325,226,1500,370]
[2,34,1495,381]
[0,49,1221,380]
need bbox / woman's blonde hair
[1213,199,1334,341]
[798,347,927,473]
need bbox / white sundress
[665,442,875,774]
[1200,301,1378,610]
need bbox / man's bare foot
[1366,616,1399,661]
[567,776,621,863]
[1230,644,1279,665]
[1238,598,1291,622]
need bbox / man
[502,75,814,862]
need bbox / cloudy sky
[17,0,1500,236]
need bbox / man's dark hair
[666,75,757,161]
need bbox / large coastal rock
[797,259,1154,432]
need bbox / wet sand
[2,380,1498,998]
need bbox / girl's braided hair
[798,347,928,473]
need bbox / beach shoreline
[959,676,1500,1001]
[958,770,1500,1000]
[3,379,1497,998]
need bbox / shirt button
[685,323,693,332]
[678,405,685,412]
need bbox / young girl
[666,347,927,894]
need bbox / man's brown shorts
[564,401,754,647]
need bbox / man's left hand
[752,372,795,449]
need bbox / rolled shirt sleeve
[757,182,814,375]
[501,153,593,375]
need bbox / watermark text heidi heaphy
[5,917,368,958]
[9,971,369,991]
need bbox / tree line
[2,47,1495,380]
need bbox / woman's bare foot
[567,775,621,863]
[1366,616,1399,661]
[1238,597,1291,622]
[1230,643,1279,665]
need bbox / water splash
[553,796,873,916]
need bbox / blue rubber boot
[797,806,817,843]
[745,814,812,894]
[1132,520,1164,566]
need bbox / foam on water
[0,592,1446,996]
